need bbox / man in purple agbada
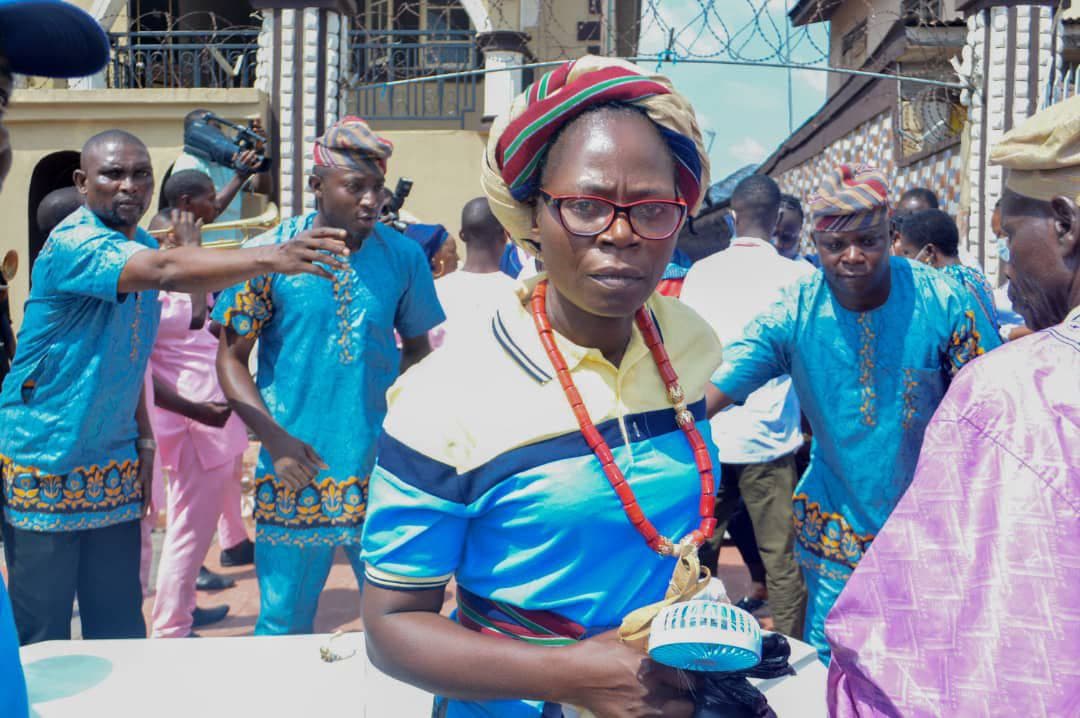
[825,96,1080,716]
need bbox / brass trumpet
[1,250,16,284]
[149,203,281,244]
[0,250,17,303]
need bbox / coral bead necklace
[529,280,716,556]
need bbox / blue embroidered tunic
[942,262,1000,337]
[212,214,444,547]
[0,206,160,531]
[711,257,1001,657]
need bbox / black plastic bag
[692,633,796,718]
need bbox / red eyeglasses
[539,190,687,240]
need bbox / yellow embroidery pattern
[947,310,985,376]
[253,474,369,546]
[332,269,357,365]
[1,454,142,531]
[856,313,877,427]
[222,275,274,338]
[792,494,875,571]
[130,293,142,361]
[900,368,919,430]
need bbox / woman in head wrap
[361,56,720,717]
[404,222,460,278]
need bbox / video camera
[381,178,414,232]
[184,111,271,173]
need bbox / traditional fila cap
[313,115,393,175]
[809,164,890,233]
[991,95,1080,203]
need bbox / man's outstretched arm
[119,221,350,296]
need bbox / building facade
[2,0,642,326]
[763,0,1078,284]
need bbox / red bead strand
[530,280,715,556]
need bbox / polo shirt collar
[492,275,653,384]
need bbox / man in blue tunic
[707,164,1002,661]
[215,116,444,635]
[0,124,348,647]
[0,0,117,711]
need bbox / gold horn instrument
[150,202,281,246]
[1,251,17,284]
[0,251,17,302]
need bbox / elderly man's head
[998,189,1079,330]
[991,95,1080,331]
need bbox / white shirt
[433,270,519,347]
[680,236,815,464]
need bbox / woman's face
[433,237,459,278]
[534,110,680,320]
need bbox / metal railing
[1049,62,1080,106]
[345,29,480,126]
[106,28,260,89]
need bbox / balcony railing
[345,29,480,126]
[106,29,260,89]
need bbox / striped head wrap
[482,55,710,253]
[809,164,890,233]
[313,116,394,174]
[991,94,1080,203]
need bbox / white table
[21,632,826,717]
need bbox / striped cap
[809,164,890,233]
[313,116,394,174]
[482,56,710,251]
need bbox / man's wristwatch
[136,438,157,452]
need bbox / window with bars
[356,0,471,35]
[901,0,944,25]
[348,0,479,123]
[108,2,259,89]
[896,62,963,162]
[356,0,473,67]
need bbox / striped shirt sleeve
[361,431,472,591]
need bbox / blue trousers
[802,567,845,665]
[254,540,364,635]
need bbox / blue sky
[636,1,830,185]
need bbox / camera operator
[171,109,271,243]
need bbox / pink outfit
[150,293,249,638]
[140,367,165,595]
[825,307,1080,717]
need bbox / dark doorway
[27,151,81,279]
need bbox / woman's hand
[558,631,696,718]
